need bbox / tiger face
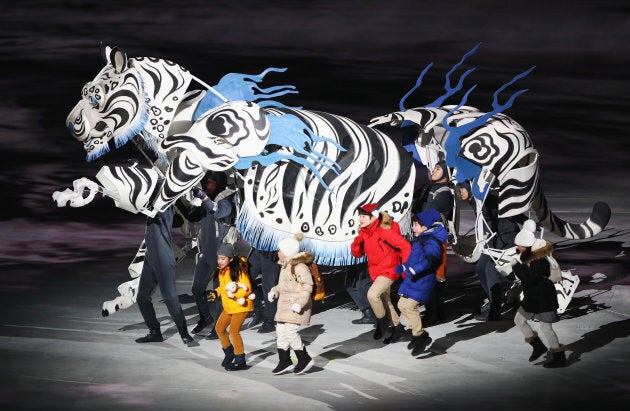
[66,47,148,161]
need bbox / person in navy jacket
[396,209,447,355]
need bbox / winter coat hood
[273,251,315,325]
[520,240,553,265]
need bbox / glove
[207,290,218,301]
[236,297,246,306]
[267,290,276,302]
[291,303,302,313]
[191,187,207,200]
[395,265,406,275]
[495,263,512,277]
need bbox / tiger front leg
[150,148,238,215]
[52,177,102,208]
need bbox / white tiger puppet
[52,45,416,314]
[369,43,611,264]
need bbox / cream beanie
[278,233,303,258]
[514,228,536,247]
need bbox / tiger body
[57,46,415,267]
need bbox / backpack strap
[420,236,444,271]
[290,264,300,284]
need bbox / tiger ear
[109,46,129,74]
[100,44,128,73]
[99,42,110,64]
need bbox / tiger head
[66,46,149,161]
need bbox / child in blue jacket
[396,209,447,356]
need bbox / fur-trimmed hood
[379,211,393,230]
[520,240,554,265]
[281,251,315,268]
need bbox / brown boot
[543,345,567,368]
[525,332,547,362]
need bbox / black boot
[373,317,390,340]
[191,315,213,334]
[178,326,194,345]
[135,328,163,343]
[205,328,219,340]
[411,331,432,356]
[488,283,503,320]
[258,319,276,334]
[225,354,247,371]
[543,345,567,368]
[272,348,294,375]
[352,309,376,324]
[383,324,405,344]
[526,333,547,362]
[221,345,235,368]
[475,285,502,321]
[293,347,314,375]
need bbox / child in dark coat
[512,226,567,368]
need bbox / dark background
[1,3,629,410]
[1,0,629,262]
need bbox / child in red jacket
[351,203,411,343]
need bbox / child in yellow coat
[209,243,255,370]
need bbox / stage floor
[1,200,629,411]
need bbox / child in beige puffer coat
[267,233,315,375]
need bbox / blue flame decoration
[398,43,480,111]
[443,66,535,198]
[233,112,346,192]
[394,44,535,199]
[193,67,346,193]
[193,67,299,120]
[397,43,481,164]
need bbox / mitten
[267,290,276,302]
[495,263,512,277]
[191,187,207,200]
[291,303,302,313]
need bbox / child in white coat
[267,234,315,375]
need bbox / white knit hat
[514,228,536,247]
[278,233,303,258]
[522,219,537,233]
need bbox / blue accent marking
[193,67,300,121]
[236,205,367,266]
[232,112,348,193]
[442,66,535,199]
[403,142,422,166]
[399,43,481,110]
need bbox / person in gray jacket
[267,233,315,375]
[189,171,236,336]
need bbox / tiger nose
[94,121,107,132]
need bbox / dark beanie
[217,243,234,259]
